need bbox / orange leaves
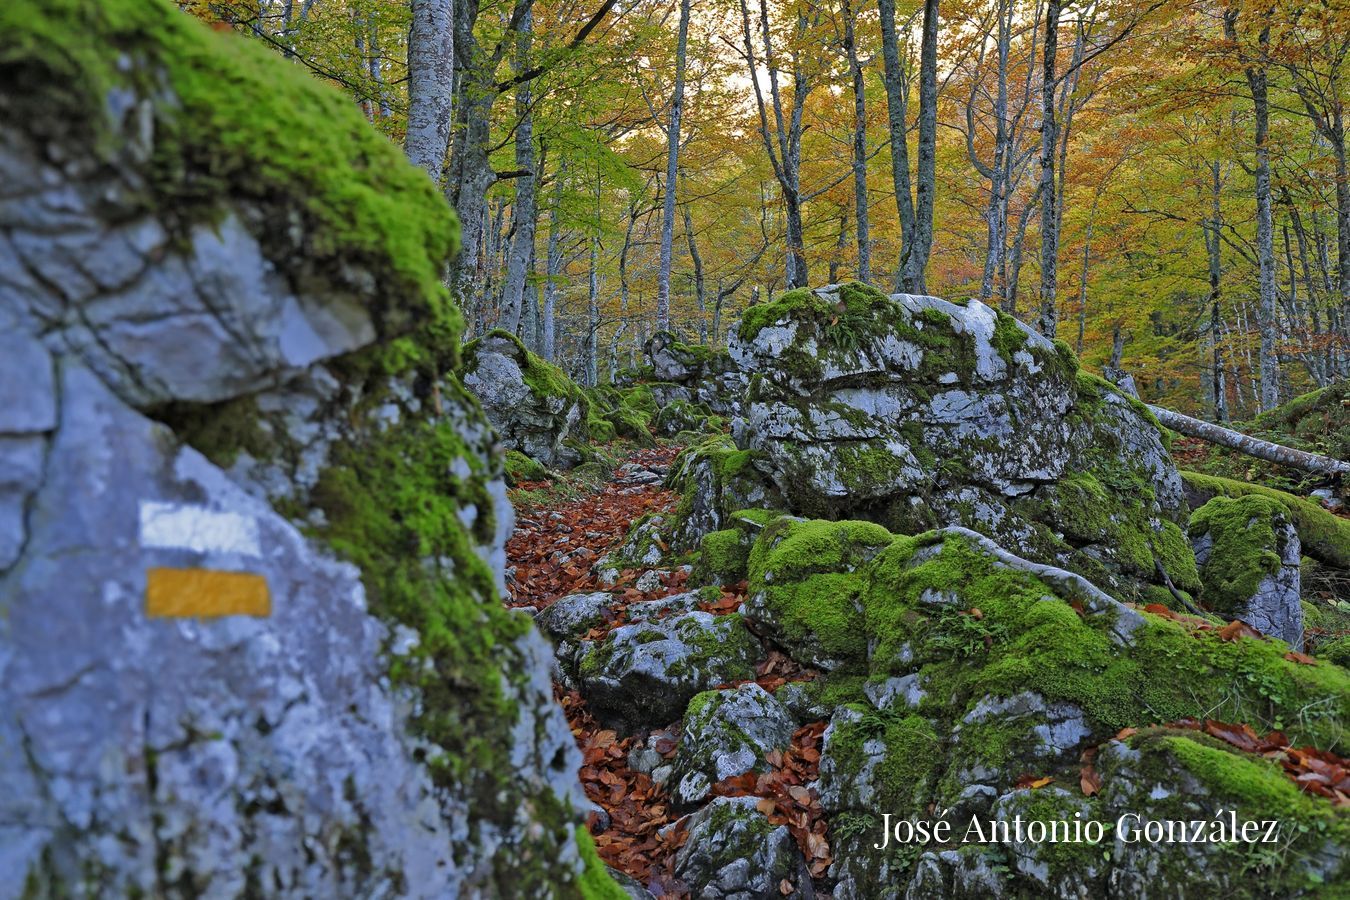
[1079,746,1102,797]
[506,447,681,609]
[708,721,833,878]
[1014,774,1054,789]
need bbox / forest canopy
[185,0,1349,419]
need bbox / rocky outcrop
[720,514,1350,898]
[644,331,750,418]
[725,283,1197,602]
[672,796,813,899]
[664,436,785,552]
[0,3,613,896]
[1190,495,1303,648]
[462,329,591,468]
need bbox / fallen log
[1146,404,1350,479]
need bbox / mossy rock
[1181,470,1350,569]
[746,513,1350,894]
[504,450,549,486]
[461,330,591,468]
[728,283,1195,603]
[0,0,462,375]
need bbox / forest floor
[504,442,1350,897]
[505,444,831,898]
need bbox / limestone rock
[667,684,796,807]
[672,796,813,900]
[576,612,759,731]
[726,283,1197,601]
[0,4,603,895]
[665,436,785,551]
[645,331,749,417]
[461,330,589,469]
[1190,494,1303,648]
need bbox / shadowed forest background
[184,0,1348,420]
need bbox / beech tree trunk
[1148,404,1350,477]
[656,0,692,330]
[1036,0,1061,337]
[499,7,536,335]
[1226,7,1281,411]
[406,0,455,183]
[843,0,871,284]
[879,0,938,293]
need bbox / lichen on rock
[0,2,609,895]
[725,282,1196,602]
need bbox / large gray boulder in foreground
[725,282,1198,602]
[0,2,608,896]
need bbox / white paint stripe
[139,501,261,557]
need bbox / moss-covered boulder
[731,515,1350,897]
[672,796,812,899]
[1180,469,1350,570]
[653,397,725,437]
[667,684,796,807]
[574,609,760,732]
[644,330,749,417]
[0,3,616,895]
[728,282,1195,602]
[1190,495,1304,647]
[664,435,785,551]
[462,329,591,468]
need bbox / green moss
[747,518,894,668]
[826,711,941,816]
[696,529,751,584]
[1317,636,1350,667]
[504,450,549,486]
[1181,471,1350,569]
[574,827,628,900]
[1189,495,1289,615]
[604,403,654,446]
[990,311,1030,362]
[1,0,461,369]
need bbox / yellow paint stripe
[145,567,271,618]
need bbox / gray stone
[672,796,812,900]
[724,284,1196,602]
[668,683,796,807]
[1190,497,1304,649]
[536,591,616,642]
[461,331,586,469]
[576,611,759,731]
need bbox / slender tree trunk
[656,0,692,330]
[406,0,455,182]
[1036,0,1061,337]
[877,0,916,292]
[903,0,939,294]
[499,7,536,335]
[1206,161,1228,422]
[977,0,1012,303]
[541,161,565,360]
[1226,8,1280,410]
[683,204,708,343]
[738,0,812,289]
[844,0,871,284]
